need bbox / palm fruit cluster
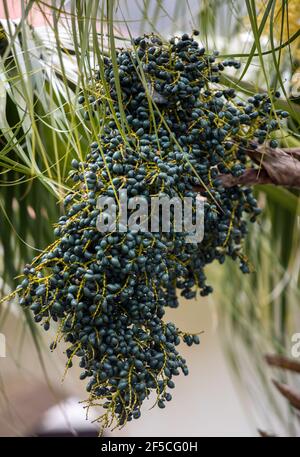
[11,33,287,430]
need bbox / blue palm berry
[158,399,166,409]
[270,139,278,148]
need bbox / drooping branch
[243,145,300,188]
[265,353,300,373]
[194,145,300,190]
[258,354,300,437]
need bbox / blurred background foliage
[0,0,299,436]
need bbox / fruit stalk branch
[195,145,300,190]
